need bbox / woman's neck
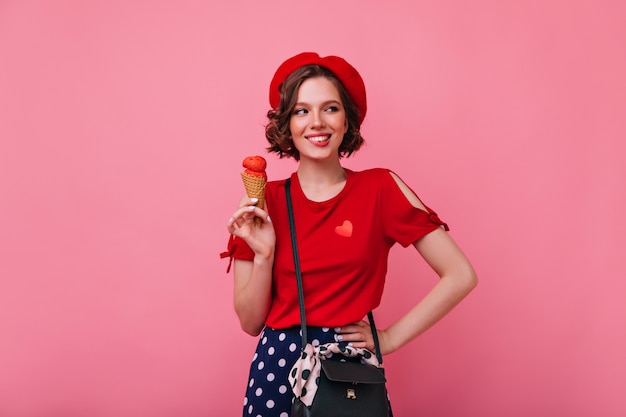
[296,160,347,202]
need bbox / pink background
[1,1,625,416]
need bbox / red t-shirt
[220,168,448,329]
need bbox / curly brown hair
[265,65,364,160]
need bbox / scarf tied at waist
[288,342,381,407]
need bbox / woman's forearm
[384,268,477,355]
[233,255,274,336]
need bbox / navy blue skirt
[241,326,393,417]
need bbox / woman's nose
[311,112,325,128]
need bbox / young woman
[221,52,478,417]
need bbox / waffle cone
[241,172,266,225]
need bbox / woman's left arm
[340,228,477,355]
[381,226,478,354]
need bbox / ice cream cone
[241,172,266,226]
[240,155,267,226]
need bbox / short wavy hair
[265,65,364,160]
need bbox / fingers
[226,202,271,233]
[334,321,374,350]
[239,196,264,209]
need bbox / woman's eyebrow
[294,99,342,107]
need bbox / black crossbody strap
[285,178,308,349]
[285,178,383,365]
[368,312,383,365]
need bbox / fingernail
[250,198,259,203]
[347,343,354,347]
[228,217,234,223]
[336,335,344,341]
[267,216,272,222]
[248,206,255,211]
[334,327,341,332]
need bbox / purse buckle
[346,388,357,400]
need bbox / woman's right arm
[227,196,276,336]
[233,257,273,336]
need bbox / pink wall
[1,1,625,416]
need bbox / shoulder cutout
[388,171,428,211]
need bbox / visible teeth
[308,135,329,142]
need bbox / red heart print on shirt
[335,220,353,238]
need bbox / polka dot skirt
[241,326,393,417]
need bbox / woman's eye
[293,108,307,115]
[325,106,339,112]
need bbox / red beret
[269,52,367,124]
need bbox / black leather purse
[286,178,391,417]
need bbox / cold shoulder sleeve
[378,170,449,247]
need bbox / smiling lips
[306,134,331,143]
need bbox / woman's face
[289,76,348,163]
